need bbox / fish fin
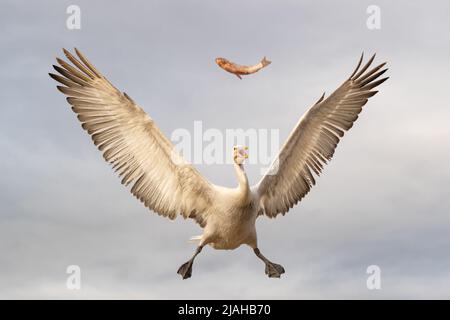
[235,74,242,80]
[261,56,271,67]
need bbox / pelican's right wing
[254,54,388,218]
[50,48,213,226]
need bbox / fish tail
[261,56,271,67]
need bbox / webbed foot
[177,260,193,279]
[254,247,286,279]
[177,246,203,280]
[264,261,285,278]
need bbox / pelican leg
[254,248,285,278]
[177,246,203,280]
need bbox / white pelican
[50,49,388,279]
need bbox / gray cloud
[1,0,450,299]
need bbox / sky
[1,0,450,299]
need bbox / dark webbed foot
[265,261,285,278]
[177,246,203,280]
[177,260,193,279]
[254,248,286,278]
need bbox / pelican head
[233,145,248,165]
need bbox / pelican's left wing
[254,54,388,218]
[50,48,214,226]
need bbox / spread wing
[50,48,214,226]
[254,53,388,218]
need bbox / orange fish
[215,56,271,79]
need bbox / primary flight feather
[50,49,388,279]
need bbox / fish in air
[215,56,271,79]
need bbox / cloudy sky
[1,0,449,299]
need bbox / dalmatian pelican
[49,49,388,279]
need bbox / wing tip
[56,85,66,93]
[350,52,379,81]
[349,52,364,79]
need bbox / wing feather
[50,48,214,226]
[255,54,388,218]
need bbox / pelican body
[200,148,256,251]
[50,49,388,279]
[215,57,271,79]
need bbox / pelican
[50,49,388,279]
